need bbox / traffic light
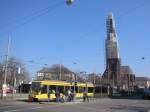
[75,81,77,86]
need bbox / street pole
[113,72,114,95]
[73,74,76,101]
[12,65,17,98]
[4,37,11,85]
[100,75,102,97]
[73,62,77,101]
[93,73,96,97]
[3,37,11,99]
[107,70,110,96]
[59,63,61,81]
[19,80,23,94]
[128,74,130,96]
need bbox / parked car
[6,87,13,93]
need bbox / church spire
[106,12,117,41]
[106,12,120,59]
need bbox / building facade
[120,66,135,91]
[36,66,74,82]
[135,77,150,89]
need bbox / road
[0,98,150,112]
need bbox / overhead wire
[1,0,150,57]
[68,0,150,61]
[2,0,149,36]
[117,0,150,19]
[0,1,64,33]
[1,0,148,73]
[0,1,61,28]
[71,0,150,46]
[1,0,149,36]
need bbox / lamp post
[12,64,16,99]
[73,74,76,101]
[12,63,21,98]
[73,62,77,101]
[19,80,24,94]
[59,63,61,81]
[128,74,130,96]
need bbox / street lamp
[66,0,74,6]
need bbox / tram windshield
[31,82,41,94]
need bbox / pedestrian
[47,89,51,102]
[64,90,68,102]
[83,90,89,102]
[83,91,86,102]
[70,91,74,101]
[67,89,71,102]
[60,93,65,103]
[55,90,60,103]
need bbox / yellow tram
[28,80,94,102]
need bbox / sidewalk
[0,93,28,101]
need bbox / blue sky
[0,0,150,78]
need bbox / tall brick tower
[104,13,121,87]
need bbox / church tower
[104,13,121,87]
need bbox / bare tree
[0,57,30,88]
[87,73,102,84]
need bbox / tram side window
[57,86,64,93]
[64,86,70,95]
[71,86,78,93]
[76,86,78,93]
[88,87,93,93]
[41,85,47,94]
[65,86,70,92]
[79,87,83,93]
[83,87,87,92]
[50,85,56,93]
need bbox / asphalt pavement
[0,98,150,112]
